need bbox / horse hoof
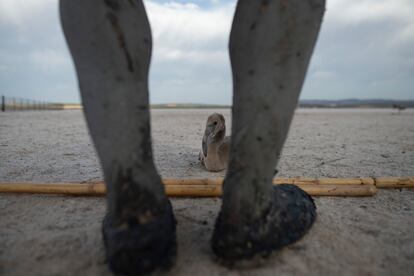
[102,200,177,275]
[211,184,316,263]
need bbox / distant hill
[150,100,414,109]
[54,99,414,109]
[298,99,414,108]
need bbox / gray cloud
[0,0,413,104]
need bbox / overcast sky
[0,0,413,104]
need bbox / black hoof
[211,184,316,262]
[102,200,177,275]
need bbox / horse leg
[60,1,176,274]
[212,0,325,261]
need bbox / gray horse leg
[212,0,325,261]
[60,1,176,274]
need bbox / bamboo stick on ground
[162,177,413,187]
[0,182,105,196]
[164,184,377,197]
[0,182,377,197]
[272,177,376,186]
[0,177,412,197]
[374,177,414,188]
[162,177,414,188]
[0,180,380,197]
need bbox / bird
[199,113,230,172]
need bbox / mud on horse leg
[60,1,176,274]
[212,0,325,262]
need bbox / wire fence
[1,95,79,112]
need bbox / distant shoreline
[35,99,414,110]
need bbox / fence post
[1,95,5,112]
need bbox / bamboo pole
[0,182,376,197]
[0,182,105,196]
[164,184,377,197]
[162,177,414,188]
[272,177,376,186]
[374,177,414,188]
[0,178,398,197]
[0,177,412,197]
[162,177,378,186]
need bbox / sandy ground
[0,108,414,276]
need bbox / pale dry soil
[0,109,413,276]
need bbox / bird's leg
[60,1,176,274]
[212,0,325,261]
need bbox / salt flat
[0,109,413,275]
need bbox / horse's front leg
[60,1,176,274]
[212,0,325,261]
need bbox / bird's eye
[213,122,217,125]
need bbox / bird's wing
[218,136,230,161]
[202,135,208,157]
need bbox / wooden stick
[374,177,414,188]
[0,182,105,196]
[272,177,376,186]
[164,184,377,197]
[162,178,378,186]
[0,177,412,197]
[162,177,414,188]
[0,179,378,197]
